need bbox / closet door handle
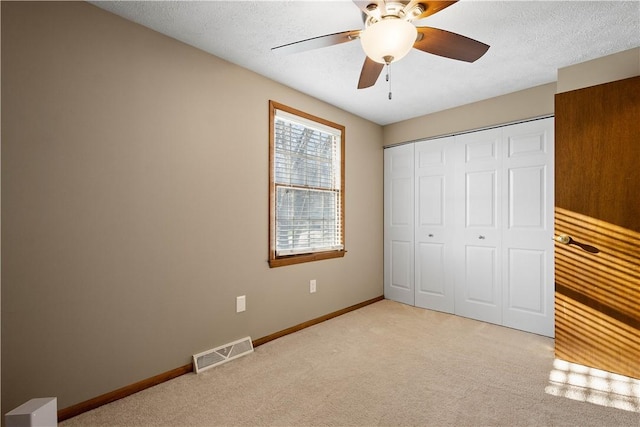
[478,235,486,240]
[428,234,434,237]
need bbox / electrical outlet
[236,295,246,313]
[310,279,317,293]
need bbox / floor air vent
[193,336,253,374]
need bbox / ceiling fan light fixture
[360,18,417,64]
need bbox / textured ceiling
[90,1,640,125]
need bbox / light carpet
[61,300,640,426]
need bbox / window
[269,101,345,267]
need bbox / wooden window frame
[268,100,346,268]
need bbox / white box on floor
[5,397,57,427]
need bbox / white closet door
[414,137,455,313]
[454,128,503,325]
[501,118,554,337]
[384,144,414,305]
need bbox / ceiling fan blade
[411,1,458,20]
[272,30,361,55]
[414,27,489,62]
[358,56,384,89]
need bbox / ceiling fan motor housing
[363,1,425,24]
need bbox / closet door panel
[390,240,412,292]
[508,166,545,228]
[501,118,554,337]
[414,138,455,313]
[417,175,444,225]
[466,170,497,227]
[454,129,503,325]
[507,248,545,312]
[384,144,415,305]
[416,242,446,295]
[465,245,499,304]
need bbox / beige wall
[557,48,640,93]
[1,1,383,413]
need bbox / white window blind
[273,109,343,256]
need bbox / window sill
[269,250,346,268]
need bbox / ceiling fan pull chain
[386,63,392,100]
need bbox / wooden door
[414,137,455,313]
[384,144,415,305]
[554,76,640,379]
[454,128,503,325]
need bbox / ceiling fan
[272,1,489,90]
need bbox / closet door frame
[384,117,555,337]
